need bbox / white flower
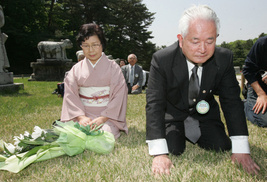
[13,136,20,146]
[15,145,23,152]
[5,143,16,154]
[24,131,30,137]
[13,134,25,146]
[31,126,46,140]
[18,134,24,140]
[31,126,43,139]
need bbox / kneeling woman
[61,23,128,139]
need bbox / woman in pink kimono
[61,23,128,139]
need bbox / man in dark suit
[146,5,260,175]
[121,54,143,94]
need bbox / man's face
[128,55,136,66]
[177,19,217,64]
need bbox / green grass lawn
[0,78,266,182]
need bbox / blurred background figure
[76,50,85,62]
[119,59,126,67]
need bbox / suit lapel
[133,65,138,84]
[134,65,138,76]
[172,43,219,107]
[172,48,189,107]
[199,56,218,99]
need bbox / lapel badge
[196,100,210,114]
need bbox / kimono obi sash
[79,86,110,107]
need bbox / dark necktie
[188,65,200,107]
[184,65,201,143]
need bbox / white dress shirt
[128,64,135,84]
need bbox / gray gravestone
[0,5,23,93]
[30,39,75,81]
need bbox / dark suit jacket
[146,41,248,140]
[121,64,143,92]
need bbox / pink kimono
[61,53,128,138]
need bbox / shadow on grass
[116,125,146,147]
[0,91,32,97]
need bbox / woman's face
[81,35,103,63]
[119,60,125,67]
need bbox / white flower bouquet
[0,121,115,173]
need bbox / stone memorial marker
[30,39,75,81]
[0,5,23,93]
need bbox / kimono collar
[88,52,104,68]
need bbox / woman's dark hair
[77,23,107,51]
[120,59,126,64]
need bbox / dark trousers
[127,83,132,94]
[165,119,231,156]
[127,83,142,94]
[244,85,267,127]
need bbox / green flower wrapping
[85,131,115,154]
[0,121,115,173]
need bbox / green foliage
[99,0,156,70]
[59,121,104,136]
[1,1,266,74]
[2,0,55,74]
[1,0,156,74]
[219,33,267,68]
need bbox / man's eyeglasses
[80,44,101,50]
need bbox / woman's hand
[88,116,108,129]
[76,115,92,126]
[75,116,108,128]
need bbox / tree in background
[220,33,267,69]
[1,0,50,74]
[2,0,265,74]
[1,0,156,74]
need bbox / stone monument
[0,5,23,93]
[29,39,75,81]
